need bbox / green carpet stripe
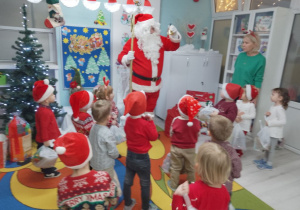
[232,188,274,210]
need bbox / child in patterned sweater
[55,132,118,209]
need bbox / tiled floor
[154,115,300,210]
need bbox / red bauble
[194,0,199,2]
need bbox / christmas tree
[0,4,65,133]
[64,55,77,70]
[97,48,110,66]
[94,10,107,26]
[86,57,99,74]
[97,70,109,85]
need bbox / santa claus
[118,13,181,114]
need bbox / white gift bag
[110,125,126,145]
[32,146,58,168]
[231,123,246,150]
[257,120,270,150]
[162,153,171,173]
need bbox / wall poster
[61,26,111,88]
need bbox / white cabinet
[156,51,222,120]
[222,7,294,136]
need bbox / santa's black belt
[132,71,160,82]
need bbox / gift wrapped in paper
[0,134,8,168]
[6,116,32,162]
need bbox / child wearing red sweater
[33,79,61,178]
[122,91,159,210]
[168,95,201,191]
[172,142,231,210]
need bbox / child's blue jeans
[123,150,151,210]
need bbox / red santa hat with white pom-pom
[69,90,94,121]
[32,79,54,103]
[222,83,244,100]
[54,132,92,169]
[246,84,259,101]
[178,95,202,127]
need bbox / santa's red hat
[32,79,54,103]
[70,90,94,121]
[222,83,244,100]
[178,95,202,127]
[246,84,259,100]
[135,13,153,25]
[134,13,155,31]
[123,91,146,117]
[54,132,92,169]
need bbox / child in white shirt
[235,85,258,157]
[254,88,290,170]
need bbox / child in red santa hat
[211,83,244,123]
[55,132,118,209]
[32,79,61,178]
[69,90,95,136]
[234,85,258,157]
[122,91,159,210]
[168,95,202,191]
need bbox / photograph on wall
[61,26,111,88]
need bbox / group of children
[32,77,290,209]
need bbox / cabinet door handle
[201,82,204,85]
[187,58,190,67]
[206,58,209,66]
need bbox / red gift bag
[164,104,180,138]
[186,90,215,106]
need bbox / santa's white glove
[168,25,182,42]
[122,51,135,65]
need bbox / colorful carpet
[0,126,273,210]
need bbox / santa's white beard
[137,32,162,65]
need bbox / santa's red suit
[118,14,181,113]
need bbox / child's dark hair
[272,88,290,110]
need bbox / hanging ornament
[141,0,154,14]
[122,0,138,14]
[187,24,196,31]
[83,0,101,10]
[60,0,79,7]
[27,0,43,3]
[187,31,195,38]
[104,0,121,13]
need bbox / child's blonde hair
[209,115,233,141]
[196,142,231,186]
[94,85,113,100]
[92,100,111,123]
[244,31,261,52]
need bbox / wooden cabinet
[156,51,222,120]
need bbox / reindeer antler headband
[103,77,110,98]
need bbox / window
[281,14,300,103]
[211,19,232,83]
[250,0,291,10]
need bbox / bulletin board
[61,26,111,88]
